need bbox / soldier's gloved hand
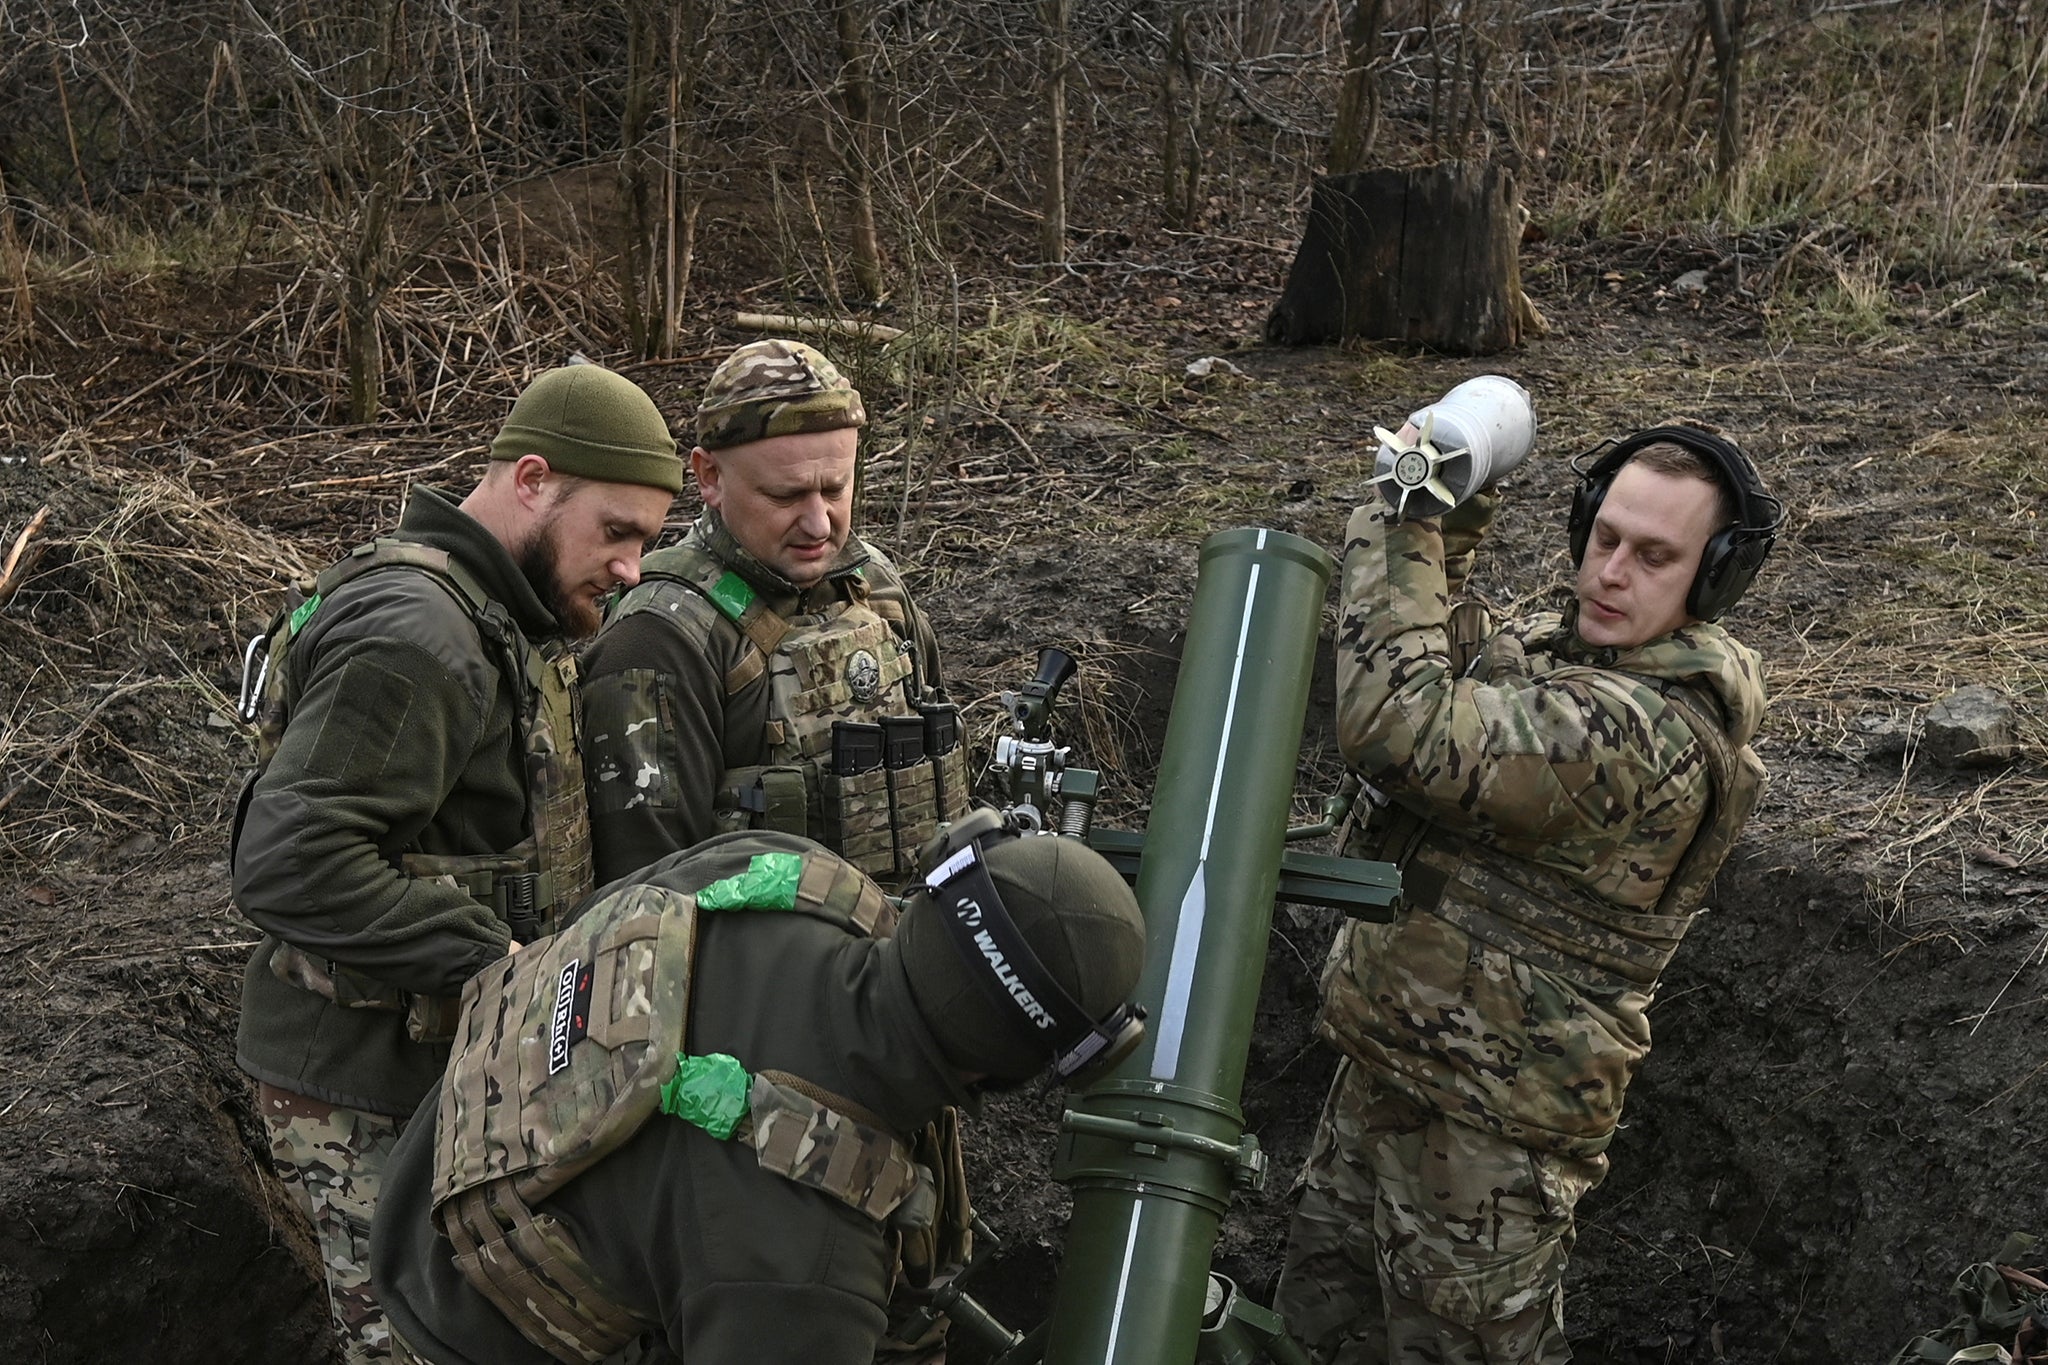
[1440,485,1501,597]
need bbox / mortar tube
[1042,527,1334,1365]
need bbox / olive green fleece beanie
[896,834,1146,1083]
[490,363,684,492]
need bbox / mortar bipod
[1197,1275,1310,1365]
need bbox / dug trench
[2,270,2043,1362]
[0,624,2034,1364]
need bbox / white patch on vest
[547,958,581,1075]
[635,762,661,788]
[626,717,657,735]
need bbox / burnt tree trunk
[1266,161,1527,355]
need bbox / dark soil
[2,186,2044,1365]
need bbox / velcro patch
[546,957,595,1074]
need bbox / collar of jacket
[840,935,978,1132]
[1546,600,1764,744]
[401,484,562,641]
[695,509,872,613]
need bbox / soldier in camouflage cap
[694,337,868,452]
[580,338,966,892]
[1276,420,1777,1364]
[368,829,1145,1365]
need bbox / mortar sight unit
[946,527,1402,1365]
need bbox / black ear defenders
[917,810,1147,1087]
[1568,424,1784,622]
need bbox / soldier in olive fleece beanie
[490,361,685,492]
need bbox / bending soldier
[368,820,1147,1365]
[232,363,681,1364]
[580,339,968,889]
[1277,423,1780,1364]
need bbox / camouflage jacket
[581,511,948,884]
[370,832,972,1365]
[233,486,564,1117]
[1320,501,1767,1157]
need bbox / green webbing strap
[694,852,803,911]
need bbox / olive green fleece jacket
[580,511,947,884]
[233,485,564,1117]
[371,832,971,1365]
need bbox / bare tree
[1041,0,1072,262]
[1327,0,1387,174]
[828,0,887,300]
[1159,2,1203,230]
[1703,0,1750,201]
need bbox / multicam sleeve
[1334,502,1694,849]
[582,609,736,884]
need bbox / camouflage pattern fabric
[525,642,595,928]
[432,883,693,1212]
[695,338,867,451]
[591,530,961,883]
[1275,1060,1603,1365]
[584,667,677,815]
[1320,500,1766,1157]
[1890,1233,2048,1365]
[745,1071,926,1223]
[261,1082,406,1365]
[427,844,929,1361]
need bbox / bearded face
[517,512,605,640]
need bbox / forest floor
[1,170,2044,1364]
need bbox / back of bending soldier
[370,819,1147,1365]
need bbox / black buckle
[501,872,543,942]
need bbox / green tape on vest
[695,852,803,912]
[659,1052,751,1139]
[707,570,756,621]
[287,592,323,637]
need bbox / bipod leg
[1195,1274,1312,1365]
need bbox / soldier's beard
[517,525,602,640]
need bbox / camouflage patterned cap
[694,339,866,451]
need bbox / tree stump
[1266,161,1530,355]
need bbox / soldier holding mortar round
[1279,381,1783,1365]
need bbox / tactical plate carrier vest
[1350,606,1766,991]
[234,539,594,1038]
[429,850,936,1363]
[614,541,972,881]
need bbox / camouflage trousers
[260,1083,406,1365]
[1274,1060,1607,1365]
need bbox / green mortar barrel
[1043,526,1334,1365]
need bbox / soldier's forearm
[1335,503,1454,773]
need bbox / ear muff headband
[920,818,1146,1085]
[1568,425,1784,621]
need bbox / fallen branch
[733,311,906,345]
[0,505,52,612]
